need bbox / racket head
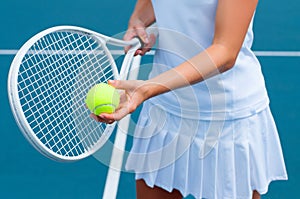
[7,26,136,162]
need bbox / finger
[123,30,138,53]
[90,113,115,124]
[100,107,129,121]
[136,27,149,45]
[138,47,151,56]
[134,49,143,56]
[138,33,156,55]
[99,118,115,124]
[108,80,133,91]
[90,113,101,122]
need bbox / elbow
[208,43,241,73]
[222,54,237,72]
[216,44,240,72]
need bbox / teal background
[0,0,299,198]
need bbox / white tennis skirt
[125,102,288,199]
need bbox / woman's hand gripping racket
[7,25,157,162]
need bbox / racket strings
[39,34,109,146]
[53,33,109,155]
[46,34,107,155]
[19,39,112,116]
[27,37,98,127]
[37,36,108,155]
[17,31,115,157]
[18,33,98,99]
[19,38,83,155]
[21,37,92,135]
[19,34,96,118]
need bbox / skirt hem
[136,175,288,199]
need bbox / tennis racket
[7,25,157,162]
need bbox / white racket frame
[7,26,143,162]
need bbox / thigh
[136,179,183,199]
[252,190,260,199]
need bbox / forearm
[129,0,156,27]
[143,44,234,98]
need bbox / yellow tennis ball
[85,83,120,115]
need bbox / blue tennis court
[0,0,299,198]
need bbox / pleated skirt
[125,102,288,199]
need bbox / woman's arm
[124,0,156,54]
[95,0,259,123]
[142,0,258,97]
[128,0,155,28]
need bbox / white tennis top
[148,0,269,120]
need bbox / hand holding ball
[85,83,120,115]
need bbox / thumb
[108,80,130,90]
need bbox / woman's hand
[123,0,156,55]
[90,79,150,124]
[123,19,156,56]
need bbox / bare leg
[252,190,260,199]
[136,179,183,199]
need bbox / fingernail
[108,80,115,84]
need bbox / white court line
[254,51,300,57]
[0,50,18,55]
[1,49,300,56]
[0,49,127,55]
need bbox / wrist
[140,80,170,100]
[128,15,147,29]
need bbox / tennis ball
[85,83,120,115]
